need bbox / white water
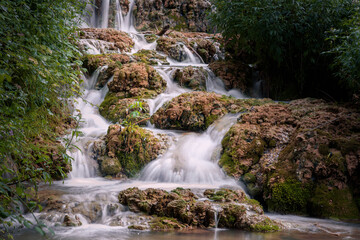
[100,0,110,28]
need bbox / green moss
[245,138,266,164]
[250,218,280,232]
[268,139,277,148]
[101,157,121,176]
[326,151,345,172]
[267,179,312,214]
[337,138,360,155]
[318,144,330,155]
[150,217,186,230]
[309,185,359,219]
[243,173,256,183]
[219,152,237,175]
[115,127,160,177]
[205,114,219,129]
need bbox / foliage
[327,9,360,94]
[209,0,359,99]
[121,100,149,130]
[0,0,85,238]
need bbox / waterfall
[100,0,110,28]
[115,0,136,33]
[139,114,239,184]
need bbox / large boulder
[92,124,169,178]
[107,62,167,98]
[133,0,211,32]
[99,96,150,125]
[156,37,188,62]
[118,187,280,232]
[151,92,273,131]
[83,53,131,89]
[173,66,207,91]
[220,98,360,219]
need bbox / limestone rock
[173,66,207,91]
[220,98,360,219]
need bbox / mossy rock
[144,34,157,43]
[101,157,122,176]
[266,179,312,214]
[150,217,187,230]
[99,94,150,125]
[309,185,360,219]
[114,127,162,177]
[133,49,169,65]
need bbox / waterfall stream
[13,1,360,239]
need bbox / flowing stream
[14,1,360,239]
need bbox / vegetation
[0,0,84,237]
[209,0,360,100]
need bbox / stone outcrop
[133,0,211,32]
[99,62,166,124]
[92,124,169,178]
[220,98,360,219]
[100,96,150,125]
[79,28,134,52]
[173,66,207,91]
[133,49,169,65]
[83,53,131,89]
[118,187,280,231]
[151,92,273,131]
[107,62,167,98]
[209,60,252,92]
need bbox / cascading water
[140,114,239,184]
[100,0,110,28]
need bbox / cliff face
[133,0,211,32]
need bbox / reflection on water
[14,226,360,240]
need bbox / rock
[133,49,169,65]
[79,28,134,53]
[151,92,273,131]
[63,215,82,227]
[156,37,187,62]
[94,124,169,177]
[118,187,280,232]
[133,0,211,32]
[144,34,158,43]
[83,53,131,88]
[220,98,360,219]
[99,96,150,125]
[209,60,252,92]
[107,62,167,98]
[173,66,207,90]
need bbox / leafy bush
[0,0,84,237]
[209,0,359,99]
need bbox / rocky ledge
[79,28,134,53]
[118,187,280,231]
[92,124,169,178]
[151,92,273,131]
[220,98,360,219]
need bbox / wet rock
[93,124,169,178]
[99,96,150,125]
[144,34,158,43]
[151,92,273,131]
[173,66,207,90]
[63,215,82,227]
[83,53,131,88]
[133,0,211,32]
[156,37,187,62]
[133,49,169,65]
[118,187,280,232]
[79,28,134,53]
[107,62,167,98]
[220,98,360,219]
[209,60,252,92]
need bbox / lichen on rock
[151,92,273,131]
[92,124,169,178]
[118,187,280,232]
[173,66,207,90]
[220,98,360,219]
